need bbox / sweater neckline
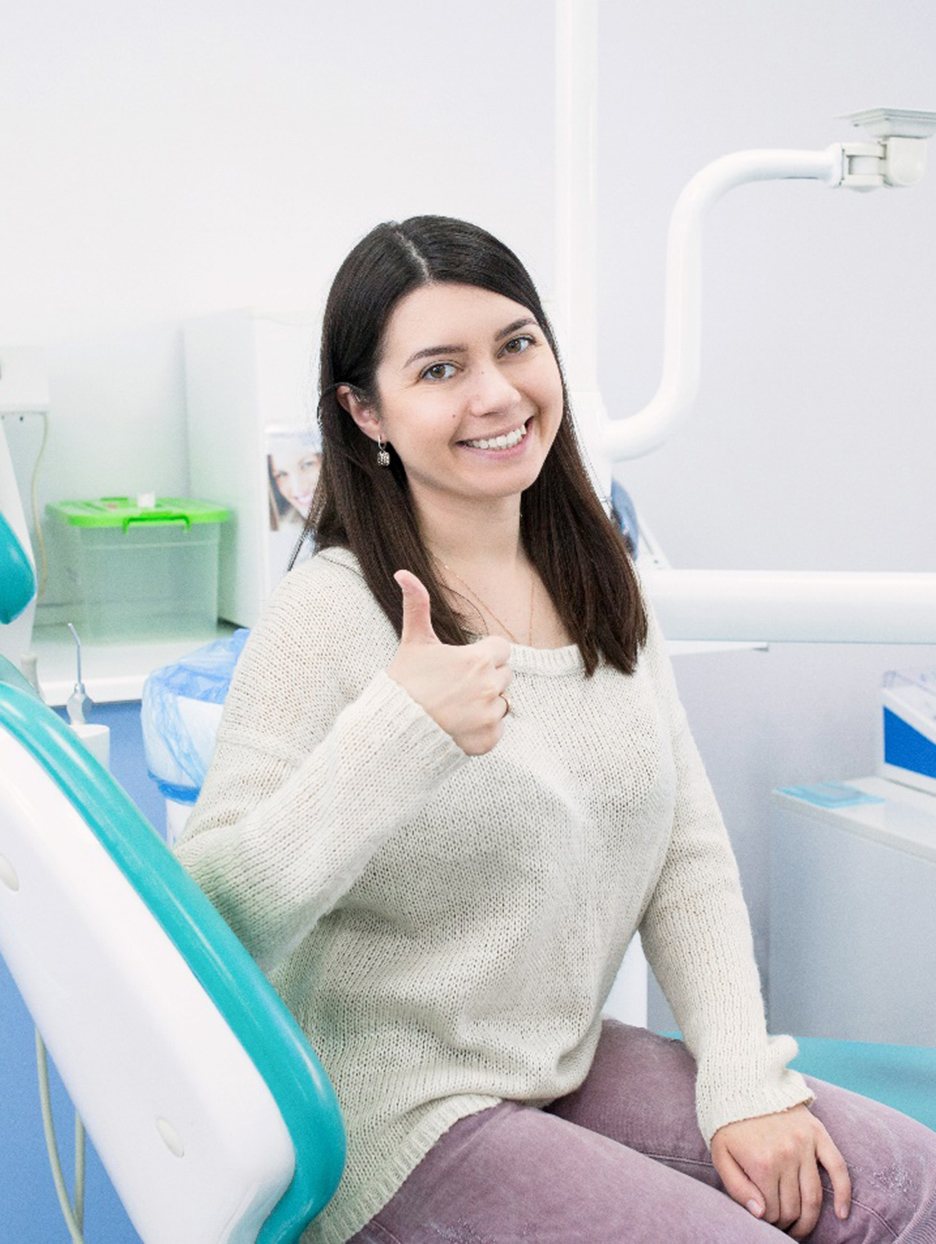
[316,546,585,676]
[502,641,584,675]
[464,631,583,674]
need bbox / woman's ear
[336,384,381,443]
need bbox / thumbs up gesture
[387,570,513,756]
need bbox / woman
[267,431,323,530]
[175,217,936,1243]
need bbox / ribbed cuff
[697,1034,817,1145]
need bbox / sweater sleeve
[173,556,468,971]
[636,601,815,1145]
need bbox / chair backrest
[0,513,35,624]
[0,668,345,1243]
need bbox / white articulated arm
[602,148,841,463]
[551,0,936,648]
[603,109,936,463]
[593,113,936,646]
[644,568,936,646]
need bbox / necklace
[434,557,536,646]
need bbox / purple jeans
[349,1021,936,1243]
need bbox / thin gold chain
[434,557,536,646]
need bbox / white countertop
[772,775,936,863]
[31,623,239,706]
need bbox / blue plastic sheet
[776,781,885,809]
[141,629,249,805]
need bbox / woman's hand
[387,570,512,756]
[710,1104,851,1238]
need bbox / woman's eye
[502,335,535,355]
[420,361,457,382]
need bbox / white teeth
[463,423,528,451]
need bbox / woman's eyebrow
[494,316,537,342]
[403,342,466,369]
[402,318,538,370]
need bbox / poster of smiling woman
[266,424,321,588]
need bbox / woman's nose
[464,365,521,417]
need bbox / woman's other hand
[387,570,512,756]
[710,1103,851,1238]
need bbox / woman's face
[270,443,322,518]
[364,282,564,515]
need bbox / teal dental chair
[0,499,345,1242]
[0,659,345,1242]
[791,1037,936,1134]
[0,510,36,627]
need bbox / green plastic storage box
[47,498,230,641]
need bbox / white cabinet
[769,777,936,1046]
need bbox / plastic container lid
[48,498,229,530]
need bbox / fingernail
[746,1200,764,1218]
[837,1204,849,1220]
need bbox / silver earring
[377,434,390,467]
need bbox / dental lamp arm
[603,147,842,462]
[599,120,936,646]
[602,112,935,464]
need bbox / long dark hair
[301,215,647,676]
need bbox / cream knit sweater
[175,546,814,1243]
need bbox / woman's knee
[546,1021,710,1167]
[802,1075,936,1242]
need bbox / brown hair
[300,215,647,676]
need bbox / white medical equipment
[63,622,111,769]
[555,3,936,646]
[882,669,936,796]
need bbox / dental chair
[791,1037,936,1133]
[0,518,346,1244]
[0,658,345,1243]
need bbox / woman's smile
[458,417,532,454]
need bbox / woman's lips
[458,417,533,455]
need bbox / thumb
[395,570,441,645]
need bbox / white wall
[2,0,934,1028]
[0,0,554,345]
[1,0,554,511]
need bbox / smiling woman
[307,215,645,671]
[174,216,936,1244]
